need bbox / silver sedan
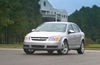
[23,22,85,55]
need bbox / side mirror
[32,29,35,32]
[68,30,75,34]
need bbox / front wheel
[47,50,54,54]
[24,49,35,54]
[57,40,69,55]
[77,42,85,54]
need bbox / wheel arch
[81,39,85,45]
[61,37,69,48]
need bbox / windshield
[35,23,67,32]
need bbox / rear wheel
[57,40,69,55]
[77,42,84,54]
[24,49,35,54]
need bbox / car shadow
[22,51,81,56]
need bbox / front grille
[47,46,58,48]
[31,45,45,48]
[31,37,48,41]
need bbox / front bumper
[23,41,62,50]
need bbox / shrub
[96,39,100,44]
[85,37,95,45]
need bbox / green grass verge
[85,44,100,48]
[0,43,23,48]
[0,43,100,49]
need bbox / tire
[57,40,69,55]
[47,50,53,54]
[24,49,35,54]
[77,42,84,54]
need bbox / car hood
[26,32,64,37]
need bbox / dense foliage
[68,5,100,43]
[0,0,42,44]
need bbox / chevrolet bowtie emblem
[38,38,41,40]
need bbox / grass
[0,43,100,49]
[0,43,23,48]
[85,44,100,48]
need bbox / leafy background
[68,5,100,44]
[0,0,42,44]
[0,0,100,44]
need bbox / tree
[68,5,100,43]
[0,0,42,44]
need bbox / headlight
[48,36,60,41]
[24,36,30,40]
[24,36,27,39]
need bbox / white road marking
[0,48,23,51]
[85,50,100,53]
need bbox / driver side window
[68,24,74,32]
[72,24,80,33]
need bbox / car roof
[45,22,74,24]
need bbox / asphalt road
[0,48,100,65]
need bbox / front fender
[60,37,68,46]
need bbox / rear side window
[72,24,80,33]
